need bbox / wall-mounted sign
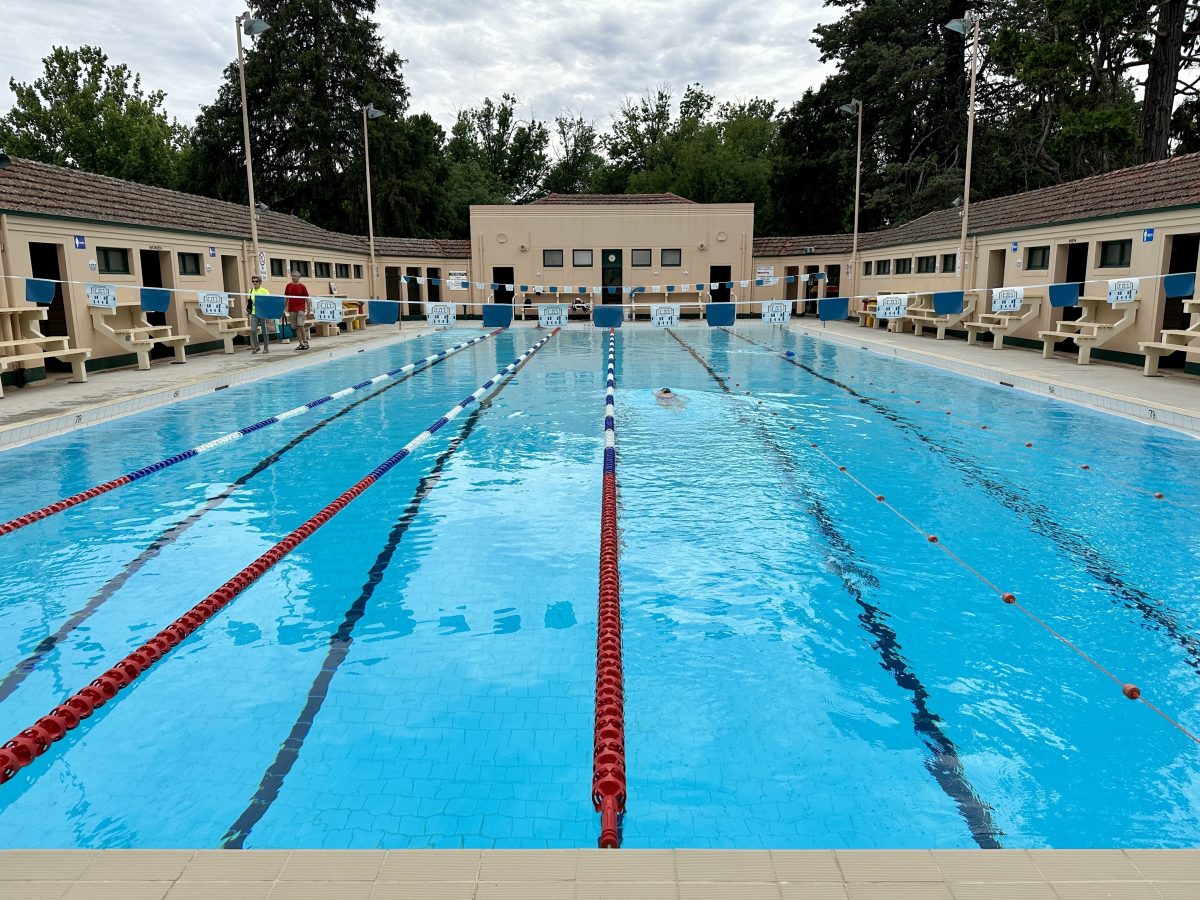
[73,235,86,250]
[84,283,117,308]
[1142,228,1155,243]
[1011,241,1019,253]
[257,250,267,277]
[208,246,217,258]
[876,293,909,318]
[198,291,230,317]
[756,265,775,279]
[87,259,97,272]
[313,297,343,323]
[447,270,467,291]
[991,286,1025,313]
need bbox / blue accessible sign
[1142,228,1155,243]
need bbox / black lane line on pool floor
[668,329,1003,849]
[727,329,1200,675]
[220,347,536,849]
[0,349,470,705]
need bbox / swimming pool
[0,325,1197,849]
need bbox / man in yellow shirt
[248,276,272,353]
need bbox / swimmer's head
[657,387,672,396]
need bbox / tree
[0,45,187,188]
[445,94,550,205]
[183,0,408,232]
[543,115,604,195]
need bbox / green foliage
[0,45,187,188]
[183,0,409,232]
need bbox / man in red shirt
[284,271,312,350]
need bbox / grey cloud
[2,0,833,137]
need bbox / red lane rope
[593,328,626,849]
[0,332,560,785]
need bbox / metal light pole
[236,13,270,285]
[946,14,980,290]
[839,99,863,299]
[363,103,385,299]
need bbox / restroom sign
[1107,277,1139,304]
[650,303,680,327]
[73,235,86,250]
[875,293,908,318]
[198,291,230,317]
[1142,228,1155,243]
[428,303,456,326]
[84,283,117,308]
[991,286,1024,313]
[313,297,342,323]
[538,304,566,328]
[763,301,790,325]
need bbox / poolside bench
[1138,276,1199,375]
[0,306,92,397]
[1037,293,1139,365]
[905,290,977,340]
[185,300,251,354]
[963,292,1044,349]
[91,304,187,369]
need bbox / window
[97,247,130,275]
[631,248,652,267]
[353,265,363,279]
[1099,239,1131,268]
[876,259,891,275]
[543,249,563,267]
[916,255,937,274]
[1025,246,1050,270]
[315,261,332,278]
[863,260,873,276]
[895,258,913,275]
[178,252,202,276]
[941,253,957,273]
[290,260,310,277]
[270,258,285,277]
[572,249,593,267]
[661,248,682,267]
[335,263,350,279]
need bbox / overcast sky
[0,0,837,137]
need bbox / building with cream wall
[1,152,1199,387]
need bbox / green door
[601,249,622,305]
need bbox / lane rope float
[593,328,627,849]
[0,331,501,537]
[0,330,560,786]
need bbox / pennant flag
[368,300,399,325]
[819,298,850,321]
[488,283,499,291]
[607,286,618,294]
[667,285,676,293]
[430,278,441,286]
[591,285,602,295]
[710,282,720,290]
[401,275,410,284]
[651,285,662,293]
[416,276,426,285]
[505,283,515,291]
[695,283,705,291]
[1048,282,1080,308]
[725,281,735,289]
[519,284,529,292]
[755,279,765,286]
[474,281,485,290]
[25,278,56,305]
[932,291,965,315]
[549,285,558,293]
[785,276,796,284]
[739,280,750,288]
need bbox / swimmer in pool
[656,387,684,407]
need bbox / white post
[958,16,980,291]
[236,16,262,289]
[363,106,378,301]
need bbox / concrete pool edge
[0,849,1196,898]
[790,320,1200,437]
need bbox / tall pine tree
[183,0,408,233]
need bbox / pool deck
[0,849,1196,898]
[789,318,1200,436]
[2,319,1198,450]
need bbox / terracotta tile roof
[758,152,1200,256]
[0,157,469,259]
[528,192,696,205]
[861,151,1200,250]
[753,234,854,257]
[373,237,471,258]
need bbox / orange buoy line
[744,376,1200,748]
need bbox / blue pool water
[0,325,1198,849]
